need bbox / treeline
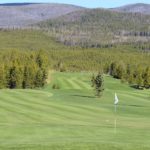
[46,47,150,89]
[0,50,48,89]
[133,42,150,51]
[108,62,150,89]
[117,31,150,37]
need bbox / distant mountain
[0,3,85,28]
[38,8,150,46]
[111,3,150,15]
[0,3,37,6]
[0,2,150,46]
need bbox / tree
[91,72,104,97]
[35,69,45,87]
[134,66,144,89]
[109,62,117,77]
[115,62,126,79]
[0,64,6,89]
[143,67,150,89]
[91,74,95,87]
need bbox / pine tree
[92,72,104,97]
[0,64,6,89]
[91,74,95,87]
[35,69,44,87]
[143,67,150,89]
[135,67,144,89]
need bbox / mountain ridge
[37,7,150,46]
[0,3,85,28]
[0,2,149,47]
[111,3,150,15]
[0,3,149,28]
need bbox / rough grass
[0,72,150,150]
[0,30,66,51]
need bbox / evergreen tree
[135,67,144,89]
[0,64,6,89]
[92,72,104,97]
[143,67,150,89]
[91,74,95,87]
[35,69,44,87]
[115,62,126,79]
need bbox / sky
[0,0,150,8]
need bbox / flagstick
[114,104,117,134]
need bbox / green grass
[0,30,66,51]
[0,72,150,150]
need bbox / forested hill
[37,8,150,47]
[0,3,84,28]
[0,3,150,47]
[111,3,150,15]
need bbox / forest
[0,47,150,90]
[0,50,48,89]
[0,29,150,89]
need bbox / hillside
[0,30,67,51]
[0,3,84,28]
[111,3,150,15]
[0,3,150,46]
[37,8,150,47]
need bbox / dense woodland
[0,29,150,89]
[0,50,48,89]
[47,48,150,89]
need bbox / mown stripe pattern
[0,72,150,150]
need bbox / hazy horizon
[0,0,149,8]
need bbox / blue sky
[0,0,150,8]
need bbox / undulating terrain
[0,3,150,46]
[0,3,84,28]
[0,2,150,150]
[0,72,150,150]
[111,3,150,15]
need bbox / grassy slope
[0,30,66,51]
[0,72,150,150]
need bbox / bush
[52,83,60,89]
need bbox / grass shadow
[127,104,145,108]
[72,95,95,98]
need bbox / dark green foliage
[92,73,104,97]
[55,61,67,72]
[0,50,48,89]
[0,29,150,89]
[52,83,60,89]
[91,74,95,87]
[0,64,6,88]
[109,62,150,89]
[143,67,150,89]
[35,68,47,87]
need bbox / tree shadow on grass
[72,95,95,98]
[127,104,145,108]
[130,85,144,90]
[120,104,146,108]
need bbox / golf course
[0,72,149,150]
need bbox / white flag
[114,93,119,105]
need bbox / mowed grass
[0,72,150,150]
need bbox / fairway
[0,72,150,150]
